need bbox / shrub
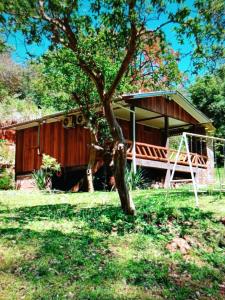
[0,140,15,165]
[41,154,61,175]
[0,169,13,190]
[32,169,46,190]
[125,166,146,191]
[32,154,61,190]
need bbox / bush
[41,154,61,175]
[125,166,146,191]
[32,154,61,190]
[0,139,15,165]
[32,169,46,190]
[0,169,13,190]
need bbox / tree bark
[103,101,136,215]
[86,168,94,192]
[86,132,97,193]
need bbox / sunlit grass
[0,189,224,299]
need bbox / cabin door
[23,127,40,172]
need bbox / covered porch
[126,140,208,173]
[113,91,214,174]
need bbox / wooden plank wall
[118,119,162,145]
[16,118,164,174]
[128,96,198,124]
[16,127,40,173]
[16,121,90,174]
[118,119,130,140]
[137,124,162,145]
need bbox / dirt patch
[166,237,191,254]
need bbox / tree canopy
[0,50,53,124]
[189,65,225,138]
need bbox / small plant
[125,165,145,191]
[0,168,13,190]
[32,154,61,190]
[41,154,61,175]
[32,169,46,190]
[0,140,15,166]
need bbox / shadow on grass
[0,226,119,299]
[0,194,224,299]
[1,203,79,224]
[0,198,216,235]
[0,225,223,300]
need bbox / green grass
[0,189,225,300]
[215,167,225,185]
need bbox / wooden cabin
[3,90,215,190]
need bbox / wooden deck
[126,140,208,172]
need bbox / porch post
[130,106,136,174]
[164,116,170,187]
[205,138,215,185]
[164,116,169,146]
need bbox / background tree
[0,49,53,124]
[189,65,225,138]
[189,65,225,164]
[0,52,24,99]
[1,0,224,214]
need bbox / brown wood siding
[15,130,24,173]
[117,119,130,139]
[15,121,90,174]
[136,124,161,145]
[16,127,40,173]
[118,119,162,146]
[128,96,198,124]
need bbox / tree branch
[153,19,174,32]
[105,0,138,101]
[38,1,104,97]
[62,17,105,97]
[65,0,78,17]
[38,0,66,31]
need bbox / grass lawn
[0,189,224,300]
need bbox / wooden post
[129,105,135,140]
[183,133,199,207]
[164,116,169,146]
[130,106,136,174]
[164,116,170,187]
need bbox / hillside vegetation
[0,190,224,300]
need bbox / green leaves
[0,0,224,86]
[189,65,225,138]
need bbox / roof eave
[122,90,213,126]
[1,109,79,130]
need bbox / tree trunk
[103,101,136,215]
[86,168,94,192]
[86,132,97,193]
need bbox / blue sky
[6,1,197,83]
[8,31,50,62]
[8,26,194,82]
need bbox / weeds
[125,166,146,191]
